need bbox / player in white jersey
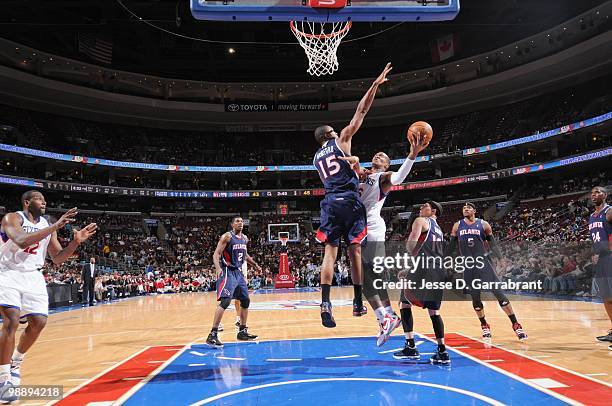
[0,191,97,401]
[341,133,428,346]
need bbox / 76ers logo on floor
[250,299,352,311]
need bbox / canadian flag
[431,34,460,63]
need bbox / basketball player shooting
[338,130,429,346]
[206,217,262,348]
[313,62,392,328]
[0,191,97,400]
[450,203,527,341]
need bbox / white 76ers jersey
[0,212,51,272]
[359,172,389,240]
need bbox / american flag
[78,32,113,65]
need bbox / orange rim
[290,20,352,39]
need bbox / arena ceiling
[0,0,608,81]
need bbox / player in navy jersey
[394,201,450,364]
[313,62,393,328]
[450,203,527,341]
[206,217,262,348]
[589,187,612,349]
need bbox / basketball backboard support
[191,0,460,22]
[268,223,300,243]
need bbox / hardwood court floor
[16,287,612,397]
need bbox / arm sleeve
[389,157,416,185]
[484,234,503,259]
[448,236,458,257]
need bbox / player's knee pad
[472,300,483,311]
[493,290,509,306]
[239,297,250,309]
[218,298,231,309]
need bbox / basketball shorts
[400,266,444,311]
[593,254,612,300]
[0,269,48,317]
[462,260,501,286]
[216,267,249,301]
[316,195,367,246]
[362,220,386,265]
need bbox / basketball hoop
[279,236,289,247]
[290,20,352,77]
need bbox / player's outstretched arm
[1,208,78,250]
[212,233,231,276]
[338,63,392,149]
[380,131,428,194]
[482,220,503,259]
[337,156,369,179]
[48,223,97,265]
[406,217,427,254]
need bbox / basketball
[407,121,433,146]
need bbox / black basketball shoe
[430,349,451,365]
[237,327,258,341]
[393,341,420,360]
[320,301,336,328]
[352,299,368,317]
[206,331,223,348]
[596,330,612,342]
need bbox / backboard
[191,0,460,22]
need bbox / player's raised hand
[74,223,98,244]
[408,132,428,159]
[373,62,393,85]
[55,208,78,228]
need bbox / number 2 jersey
[313,138,359,198]
[0,211,51,272]
[589,204,611,256]
[222,232,248,270]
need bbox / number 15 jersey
[313,139,359,198]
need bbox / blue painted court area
[124,336,565,405]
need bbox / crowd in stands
[1,77,609,170]
[494,197,597,297]
[26,179,606,307]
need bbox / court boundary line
[114,334,211,404]
[188,378,505,406]
[48,345,158,405]
[418,333,581,405]
[454,332,612,388]
[114,345,189,404]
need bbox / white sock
[404,333,413,339]
[384,306,394,315]
[0,364,9,383]
[12,350,25,362]
[236,316,241,323]
[374,307,386,324]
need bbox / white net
[290,20,352,76]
